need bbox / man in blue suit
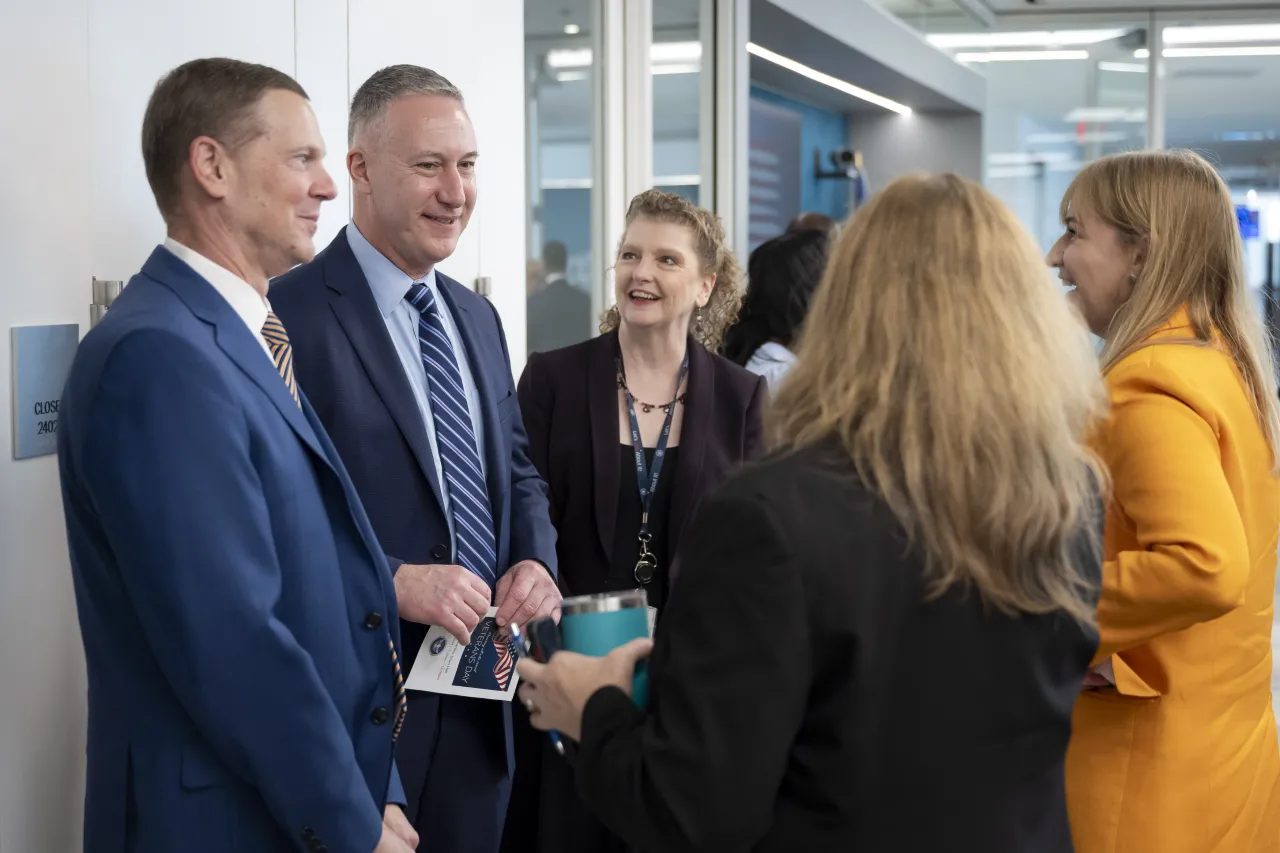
[58,59,419,853]
[271,65,559,851]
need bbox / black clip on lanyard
[618,351,689,585]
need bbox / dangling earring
[695,306,704,336]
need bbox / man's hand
[383,804,418,851]
[394,563,491,645]
[373,821,416,853]
[494,560,561,630]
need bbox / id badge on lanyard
[618,352,688,584]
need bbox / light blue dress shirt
[345,222,487,556]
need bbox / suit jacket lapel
[667,338,709,566]
[588,332,621,559]
[434,276,506,548]
[144,248,331,468]
[321,229,448,515]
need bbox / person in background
[527,239,592,354]
[515,173,1108,853]
[504,189,766,853]
[271,65,559,852]
[1048,149,1280,853]
[787,210,836,234]
[721,227,830,391]
[58,59,416,853]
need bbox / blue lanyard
[617,352,689,583]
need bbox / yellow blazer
[1067,309,1280,853]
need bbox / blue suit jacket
[59,246,405,853]
[270,228,558,820]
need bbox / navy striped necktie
[405,283,497,585]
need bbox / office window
[932,25,1149,252]
[1159,16,1280,313]
[525,0,599,355]
[652,0,707,205]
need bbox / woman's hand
[516,638,654,741]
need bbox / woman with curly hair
[516,188,764,616]
[503,189,765,853]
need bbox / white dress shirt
[344,222,487,555]
[163,237,273,361]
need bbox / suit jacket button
[371,707,390,725]
[432,544,448,560]
[364,612,382,629]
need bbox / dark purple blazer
[516,330,766,597]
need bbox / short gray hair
[348,64,464,145]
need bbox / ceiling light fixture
[651,63,700,76]
[929,29,1127,49]
[1098,61,1147,73]
[1162,24,1280,45]
[956,50,1090,62]
[563,23,580,35]
[1164,45,1280,58]
[547,41,702,70]
[746,43,911,115]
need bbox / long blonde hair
[1060,149,1280,468]
[772,173,1107,624]
[600,189,742,351]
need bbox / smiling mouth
[424,215,458,226]
[629,290,660,302]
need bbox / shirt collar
[162,237,269,334]
[345,221,437,319]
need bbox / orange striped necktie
[261,312,300,408]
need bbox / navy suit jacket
[270,228,558,816]
[58,247,405,853]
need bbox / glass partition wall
[524,0,724,357]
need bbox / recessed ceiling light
[1098,61,1147,73]
[564,23,580,35]
[956,50,1090,62]
[1163,24,1280,45]
[746,43,911,115]
[929,29,1126,49]
[1165,45,1280,58]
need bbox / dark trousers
[501,701,630,853]
[400,694,511,853]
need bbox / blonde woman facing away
[1048,150,1280,852]
[515,174,1107,852]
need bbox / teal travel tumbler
[559,589,651,707]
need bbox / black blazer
[573,441,1102,853]
[516,330,766,597]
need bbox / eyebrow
[619,244,686,257]
[411,150,480,161]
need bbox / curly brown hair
[599,189,742,351]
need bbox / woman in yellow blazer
[1047,148,1280,853]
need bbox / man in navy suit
[58,59,419,853]
[271,65,559,851]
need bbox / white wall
[0,3,526,851]
[0,5,92,852]
[848,111,983,193]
